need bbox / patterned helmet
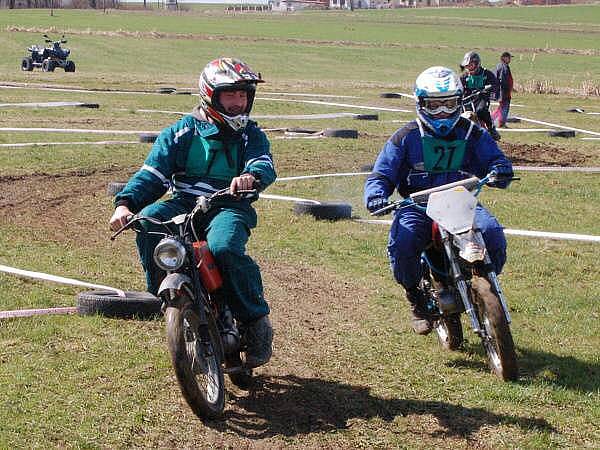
[198,57,264,131]
[460,51,481,72]
[414,66,463,137]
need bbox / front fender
[157,273,192,297]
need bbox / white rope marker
[0,265,126,297]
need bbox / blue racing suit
[115,107,276,323]
[364,117,513,290]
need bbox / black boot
[406,287,433,335]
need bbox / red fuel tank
[192,241,223,292]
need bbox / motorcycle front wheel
[165,301,225,419]
[471,276,518,381]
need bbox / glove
[487,166,513,188]
[367,197,389,214]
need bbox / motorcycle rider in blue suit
[364,66,513,335]
[109,58,276,368]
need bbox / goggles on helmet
[419,96,460,117]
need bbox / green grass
[0,5,599,449]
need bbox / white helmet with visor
[414,66,463,137]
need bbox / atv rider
[459,51,501,141]
[109,57,276,368]
[364,66,513,335]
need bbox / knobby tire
[471,276,518,381]
[165,302,225,419]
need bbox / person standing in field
[493,52,514,128]
[109,57,276,369]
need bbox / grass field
[0,5,599,449]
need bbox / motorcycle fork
[473,231,512,324]
[440,229,482,334]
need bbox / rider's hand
[230,173,256,197]
[487,166,514,189]
[109,205,133,232]
[367,196,389,214]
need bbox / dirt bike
[371,172,519,381]
[111,188,257,419]
[21,34,75,72]
[460,84,502,139]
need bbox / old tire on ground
[140,132,159,143]
[166,302,225,419]
[76,290,161,319]
[360,164,374,172]
[21,57,33,71]
[107,181,127,196]
[434,314,463,351]
[353,114,379,121]
[322,129,358,139]
[380,92,402,98]
[566,108,584,113]
[471,276,518,381]
[175,90,192,95]
[505,117,521,123]
[156,87,176,94]
[64,60,76,72]
[293,201,352,221]
[548,130,576,138]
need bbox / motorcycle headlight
[153,238,186,271]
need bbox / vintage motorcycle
[371,172,519,381]
[111,188,257,419]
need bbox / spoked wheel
[471,276,518,381]
[165,301,225,419]
[434,313,463,351]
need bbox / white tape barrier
[278,172,370,181]
[354,219,600,243]
[581,137,600,141]
[0,101,97,108]
[257,97,413,113]
[263,92,361,99]
[0,84,155,96]
[515,116,600,137]
[0,306,78,320]
[259,193,320,204]
[513,165,600,173]
[499,128,555,132]
[276,167,600,180]
[254,112,363,120]
[0,264,126,297]
[390,92,524,108]
[0,127,157,135]
[0,140,139,148]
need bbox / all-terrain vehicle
[21,34,76,72]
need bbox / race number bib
[466,73,485,89]
[422,136,467,173]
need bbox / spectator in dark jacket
[459,51,501,141]
[493,52,514,128]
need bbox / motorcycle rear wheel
[471,276,518,381]
[165,302,225,419]
[434,314,463,351]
